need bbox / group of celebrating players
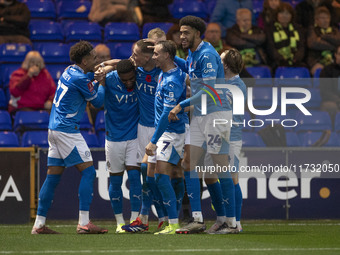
[31,15,246,235]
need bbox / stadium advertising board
[38,148,340,220]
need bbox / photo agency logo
[200,82,312,129]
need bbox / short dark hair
[117,59,135,74]
[69,41,93,64]
[136,39,154,55]
[156,40,177,61]
[275,2,295,22]
[315,6,331,18]
[179,15,206,36]
[222,49,243,74]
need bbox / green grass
[1,220,340,255]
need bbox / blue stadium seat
[95,110,105,132]
[0,44,32,63]
[252,0,263,20]
[81,131,99,148]
[14,110,50,132]
[23,0,57,19]
[0,131,19,147]
[29,20,64,41]
[170,1,208,19]
[334,113,340,133]
[205,0,217,17]
[80,113,93,130]
[283,88,321,109]
[105,22,140,42]
[249,87,277,108]
[57,0,91,19]
[274,67,312,87]
[0,111,12,130]
[243,111,252,132]
[286,132,300,146]
[300,131,340,147]
[254,110,294,131]
[21,130,48,147]
[97,130,105,147]
[64,21,102,42]
[0,89,8,110]
[142,22,174,39]
[242,132,265,147]
[246,66,272,86]
[313,68,322,88]
[0,64,21,86]
[46,64,67,84]
[295,110,332,133]
[34,43,70,63]
[108,42,134,59]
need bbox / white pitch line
[1,248,340,254]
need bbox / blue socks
[37,174,61,216]
[78,166,96,211]
[235,183,243,221]
[155,174,177,220]
[207,181,225,217]
[140,163,152,216]
[184,170,202,212]
[109,175,123,214]
[171,177,185,216]
[127,169,142,213]
[146,176,165,218]
[219,176,235,218]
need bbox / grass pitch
[1,220,340,255]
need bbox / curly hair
[69,41,94,64]
[179,15,206,36]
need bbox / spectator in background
[307,7,340,75]
[0,0,31,45]
[147,27,166,41]
[226,9,267,67]
[295,0,332,30]
[95,44,112,64]
[9,51,56,114]
[88,0,137,26]
[210,0,254,39]
[319,45,340,122]
[167,23,187,59]
[258,0,281,30]
[266,2,305,70]
[204,23,229,55]
[330,0,340,24]
[138,0,174,25]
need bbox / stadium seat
[249,87,277,108]
[108,42,134,59]
[246,66,272,86]
[170,1,208,19]
[105,22,140,42]
[13,110,50,132]
[242,132,265,147]
[97,130,105,147]
[22,0,57,19]
[295,110,332,133]
[300,131,340,147]
[0,44,32,63]
[142,22,174,39]
[64,21,102,42]
[205,0,217,17]
[252,0,263,20]
[57,0,91,20]
[0,111,12,130]
[254,110,294,131]
[95,110,105,132]
[80,113,93,131]
[29,20,64,41]
[46,64,67,84]
[0,89,8,110]
[81,131,99,148]
[0,131,19,147]
[21,130,49,147]
[313,68,322,88]
[283,88,321,109]
[0,64,21,86]
[274,67,312,87]
[243,111,252,132]
[34,43,70,63]
[334,113,340,133]
[286,132,300,146]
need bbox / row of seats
[243,131,340,147]
[1,109,340,134]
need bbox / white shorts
[229,140,242,172]
[105,139,139,173]
[155,132,185,165]
[137,123,156,164]
[180,124,190,159]
[190,111,232,154]
[47,129,92,167]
